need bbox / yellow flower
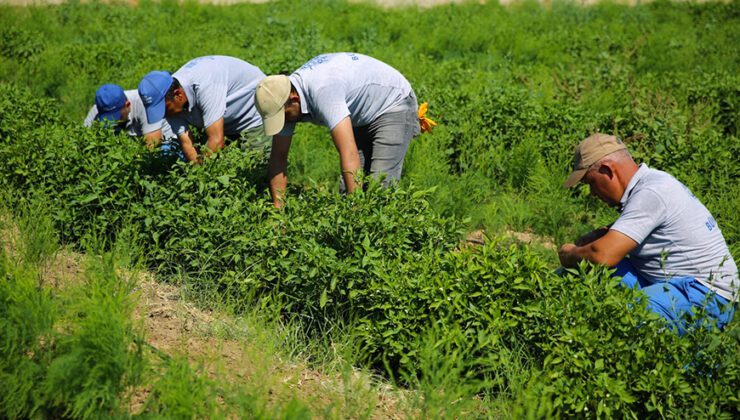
[418,102,437,133]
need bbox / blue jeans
[613,259,735,335]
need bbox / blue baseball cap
[138,70,173,124]
[95,84,127,122]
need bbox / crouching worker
[84,83,178,151]
[138,56,269,164]
[558,133,738,335]
[255,53,426,208]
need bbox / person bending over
[255,53,422,208]
[139,56,269,163]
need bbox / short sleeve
[611,188,667,245]
[140,117,163,135]
[83,105,98,127]
[313,86,350,130]
[196,83,228,130]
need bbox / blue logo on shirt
[705,216,717,231]
[300,55,331,70]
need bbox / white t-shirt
[612,164,738,301]
[167,56,265,137]
[279,53,413,136]
[84,90,176,141]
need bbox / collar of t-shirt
[123,90,141,130]
[618,163,649,212]
[289,74,311,119]
[177,75,197,113]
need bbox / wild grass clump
[0,203,146,418]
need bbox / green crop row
[1,82,738,416]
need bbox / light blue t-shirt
[167,56,266,137]
[280,53,413,136]
[612,164,738,301]
[84,90,176,141]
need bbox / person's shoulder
[639,167,681,190]
[637,167,698,205]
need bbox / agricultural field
[1,0,739,418]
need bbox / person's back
[168,55,265,137]
[289,52,413,130]
[613,165,738,301]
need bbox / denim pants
[340,94,420,192]
[613,259,736,335]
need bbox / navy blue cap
[138,71,173,124]
[95,84,127,122]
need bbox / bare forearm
[182,143,199,162]
[143,130,162,150]
[559,230,636,269]
[268,154,288,207]
[269,172,288,207]
[339,152,361,193]
[205,134,225,156]
[559,243,597,268]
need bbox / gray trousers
[340,93,420,192]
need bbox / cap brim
[563,169,587,188]
[262,110,286,136]
[144,97,166,124]
[97,108,123,122]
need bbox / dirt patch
[465,228,556,250]
[133,275,408,416]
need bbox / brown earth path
[41,249,409,418]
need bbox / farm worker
[138,55,269,163]
[558,133,738,335]
[84,83,178,150]
[255,52,430,208]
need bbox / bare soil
[465,228,556,250]
[38,247,408,417]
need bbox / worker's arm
[204,117,225,157]
[268,134,293,208]
[143,129,163,150]
[178,131,200,163]
[558,229,638,268]
[330,117,361,193]
[574,225,612,246]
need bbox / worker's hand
[558,243,579,268]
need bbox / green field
[1,0,739,417]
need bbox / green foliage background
[0,0,739,417]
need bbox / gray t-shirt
[84,90,176,141]
[167,56,265,137]
[611,164,738,301]
[279,53,413,136]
